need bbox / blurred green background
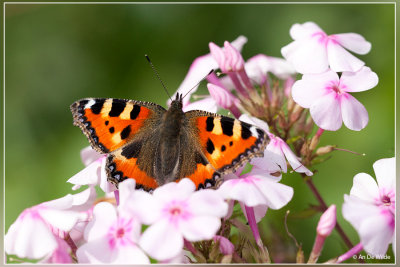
[4,3,395,263]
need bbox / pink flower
[5,187,95,261]
[76,202,149,264]
[291,67,378,131]
[127,179,228,261]
[68,146,116,193]
[342,157,395,257]
[170,36,247,107]
[238,114,312,176]
[281,21,371,74]
[217,167,293,212]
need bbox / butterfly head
[170,93,183,111]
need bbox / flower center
[375,188,395,215]
[107,218,135,249]
[331,85,341,94]
[169,206,182,216]
[116,228,125,238]
[382,195,391,205]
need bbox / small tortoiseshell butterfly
[71,94,269,191]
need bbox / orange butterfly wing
[71,98,165,190]
[71,98,165,153]
[187,111,269,179]
[170,111,269,189]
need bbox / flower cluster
[5,21,393,264]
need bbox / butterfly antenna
[145,54,172,101]
[182,69,214,100]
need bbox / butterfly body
[71,94,269,191]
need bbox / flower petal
[349,173,379,203]
[84,202,117,242]
[358,210,394,257]
[153,178,195,203]
[342,194,376,229]
[343,191,395,257]
[280,140,313,176]
[140,218,184,261]
[245,54,296,82]
[67,159,102,187]
[239,203,268,223]
[252,137,286,174]
[76,237,113,263]
[5,212,58,259]
[327,40,365,72]
[291,71,339,108]
[217,178,267,207]
[70,186,97,212]
[183,96,218,113]
[122,190,161,225]
[112,246,150,264]
[80,146,103,166]
[207,83,235,109]
[289,22,325,40]
[252,178,294,209]
[180,216,221,242]
[118,179,136,208]
[310,91,342,131]
[281,37,328,74]
[331,33,371,55]
[188,189,228,217]
[340,93,369,131]
[340,66,378,93]
[373,157,395,190]
[99,156,117,193]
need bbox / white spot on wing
[85,99,96,109]
[250,126,259,137]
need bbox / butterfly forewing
[71,98,165,153]
[187,110,269,175]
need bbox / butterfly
[71,93,270,191]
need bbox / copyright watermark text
[353,254,391,260]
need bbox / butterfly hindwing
[71,98,165,153]
[187,110,269,175]
[106,154,159,191]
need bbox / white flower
[281,21,371,74]
[76,202,149,264]
[124,178,228,261]
[291,67,378,131]
[342,157,395,257]
[5,187,95,260]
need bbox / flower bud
[308,205,337,263]
[317,205,336,237]
[213,235,235,255]
[224,41,245,72]
[316,145,335,156]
